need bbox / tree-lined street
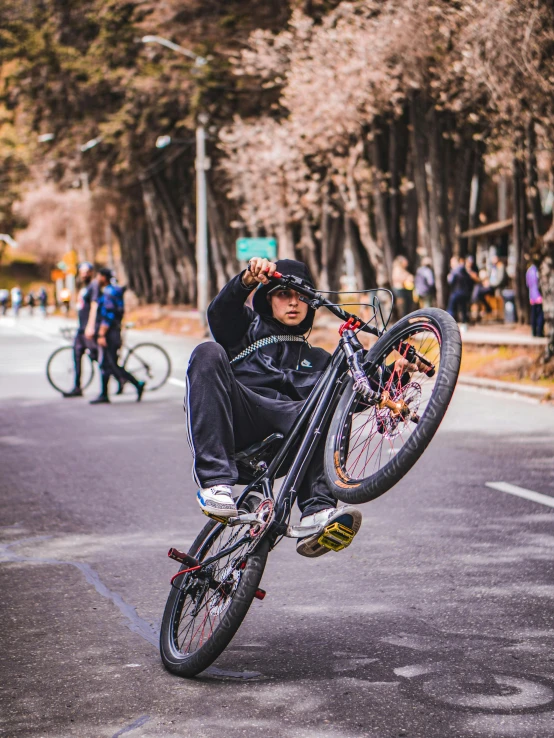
[2,317,554,738]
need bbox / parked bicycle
[46,324,171,395]
[160,269,462,678]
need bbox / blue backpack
[99,283,126,325]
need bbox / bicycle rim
[164,518,266,672]
[46,346,94,394]
[123,343,171,391]
[334,316,451,489]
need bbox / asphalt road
[1,312,554,738]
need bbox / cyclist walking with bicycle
[186,257,362,557]
[89,268,145,405]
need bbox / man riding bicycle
[185,257,362,557]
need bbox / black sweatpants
[73,332,97,388]
[530,303,545,338]
[99,329,139,395]
[185,342,337,518]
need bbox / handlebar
[251,268,382,338]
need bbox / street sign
[61,250,78,272]
[50,269,65,281]
[236,237,277,262]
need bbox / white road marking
[486,481,554,509]
[168,377,186,388]
[17,325,61,343]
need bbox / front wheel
[324,308,461,504]
[160,514,269,678]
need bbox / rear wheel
[160,509,268,678]
[324,308,461,504]
[46,345,94,394]
[123,342,171,391]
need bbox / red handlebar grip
[273,271,282,278]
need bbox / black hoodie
[207,259,331,401]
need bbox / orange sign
[61,250,78,272]
[51,269,65,281]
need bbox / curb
[458,374,552,400]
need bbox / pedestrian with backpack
[89,268,145,405]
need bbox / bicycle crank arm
[284,523,324,539]
[226,512,263,527]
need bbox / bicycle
[45,324,172,395]
[160,269,462,678]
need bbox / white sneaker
[296,506,362,558]
[197,485,237,519]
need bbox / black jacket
[207,260,330,401]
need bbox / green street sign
[236,237,277,262]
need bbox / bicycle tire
[324,308,461,504]
[46,345,95,394]
[123,342,171,391]
[160,517,269,678]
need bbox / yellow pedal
[202,510,228,525]
[317,522,355,552]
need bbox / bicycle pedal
[317,522,355,552]
[202,510,228,525]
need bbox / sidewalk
[461,324,547,347]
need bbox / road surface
[1,313,554,738]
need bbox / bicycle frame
[241,345,347,527]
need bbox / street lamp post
[195,119,209,327]
[141,35,210,328]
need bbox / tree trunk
[152,174,196,304]
[141,182,169,303]
[206,180,235,292]
[327,212,344,293]
[409,91,431,258]
[403,154,418,265]
[299,216,321,284]
[371,126,395,282]
[540,235,554,358]
[426,108,448,308]
[454,143,474,256]
[526,118,544,241]
[344,142,389,287]
[513,145,529,324]
[319,183,331,291]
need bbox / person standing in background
[414,257,435,308]
[59,287,71,314]
[0,288,9,315]
[392,256,415,318]
[465,255,481,323]
[526,259,544,338]
[26,291,35,315]
[10,286,22,317]
[447,256,471,329]
[63,263,99,398]
[38,287,48,317]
